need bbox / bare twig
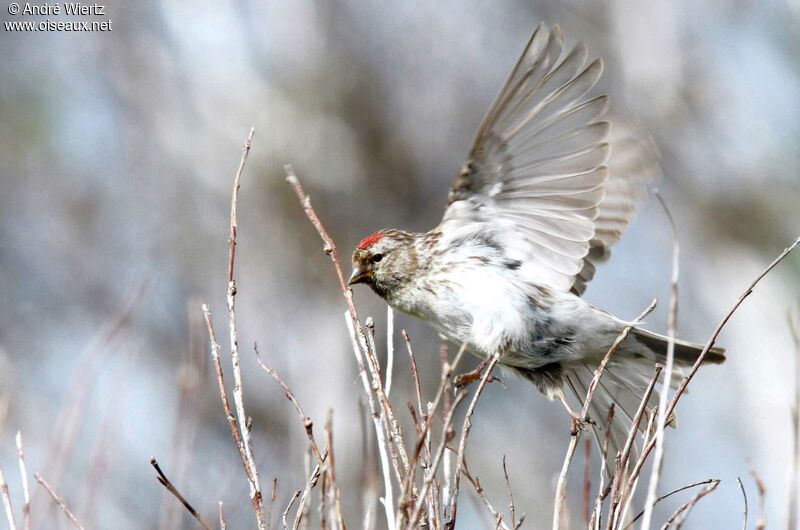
[386,307,395,397]
[203,306,253,481]
[447,351,502,529]
[589,405,615,530]
[748,462,766,530]
[659,479,720,530]
[641,191,680,530]
[625,236,800,501]
[225,127,265,529]
[0,467,17,530]
[582,439,591,527]
[462,460,511,530]
[254,344,325,467]
[292,456,326,530]
[283,491,302,530]
[737,477,748,530]
[789,308,800,530]
[502,456,519,530]
[345,314,396,530]
[325,411,345,530]
[227,127,254,283]
[608,368,663,528]
[408,389,468,529]
[15,432,29,530]
[150,457,213,530]
[219,501,226,530]
[624,479,719,529]
[267,479,278,530]
[33,472,84,530]
[553,299,658,530]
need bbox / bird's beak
[348,266,369,286]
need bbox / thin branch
[624,479,719,529]
[659,479,720,530]
[150,457,213,530]
[227,127,255,284]
[588,405,615,530]
[461,460,511,530]
[399,343,468,523]
[748,462,766,530]
[386,307,395,397]
[641,191,680,530]
[408,389,468,529]
[345,314,395,530]
[33,472,84,530]
[447,351,502,529]
[15,432,29,530]
[502,456,519,530]
[283,491,302,530]
[254,344,325,467]
[625,236,800,500]
[789,308,800,530]
[0,467,17,530]
[325,411,345,530]
[268,479,278,530]
[553,300,658,530]
[737,477,748,530]
[219,502,226,530]
[202,305,253,483]
[292,456,326,530]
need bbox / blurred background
[1,0,799,528]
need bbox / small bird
[348,23,724,457]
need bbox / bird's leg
[454,356,502,388]
[557,392,592,436]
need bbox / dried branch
[461,460,510,530]
[219,501,226,530]
[502,456,519,530]
[292,456,326,530]
[14,432,29,530]
[202,306,253,482]
[588,405,615,530]
[748,462,766,530]
[227,127,255,284]
[225,128,265,529]
[0,466,17,530]
[150,457,213,530]
[782,312,800,530]
[345,314,396,530]
[624,478,719,529]
[625,236,800,502]
[254,344,325,467]
[641,191,681,530]
[386,307,395,397]
[659,479,720,530]
[325,412,345,530]
[737,477,748,530]
[33,472,84,530]
[400,342,468,522]
[447,351,502,529]
[552,299,657,530]
[408,388,468,529]
[283,491,302,530]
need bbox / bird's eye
[372,253,383,263]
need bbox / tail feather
[631,328,726,365]
[564,330,725,477]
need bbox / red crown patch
[357,231,384,250]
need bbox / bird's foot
[569,412,593,436]
[453,357,503,389]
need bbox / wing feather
[441,23,659,293]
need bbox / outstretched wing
[441,23,658,294]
